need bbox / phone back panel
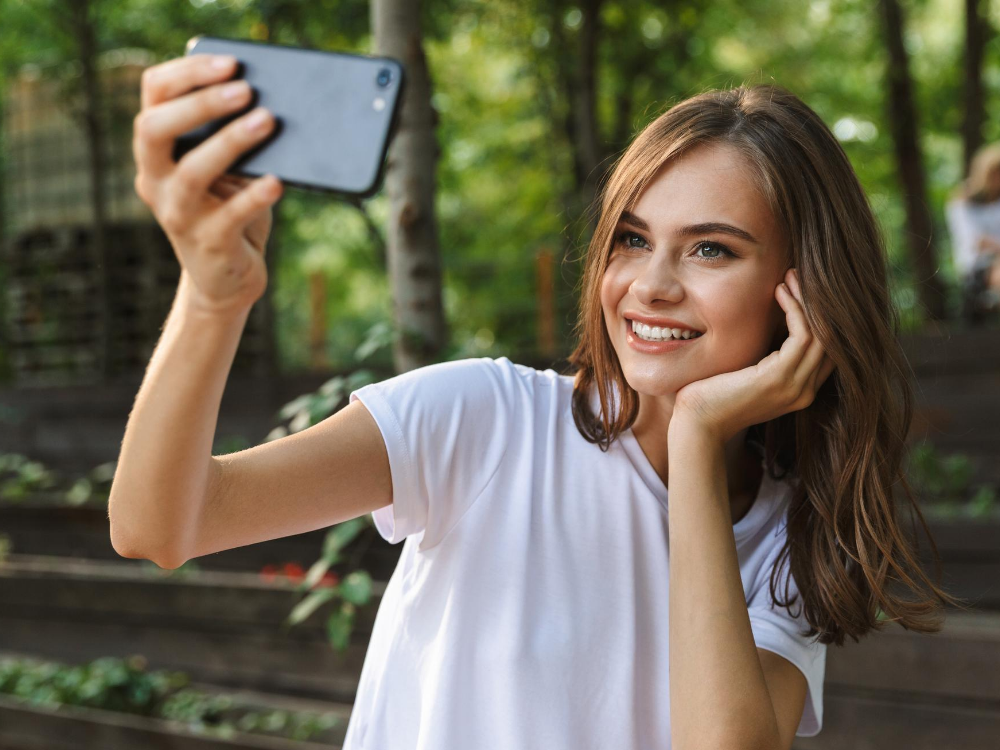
[176,36,404,197]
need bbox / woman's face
[600,142,791,402]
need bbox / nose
[628,258,684,306]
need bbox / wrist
[668,409,724,450]
[176,270,254,325]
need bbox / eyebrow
[618,210,759,244]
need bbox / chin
[620,367,684,399]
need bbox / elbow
[109,523,186,570]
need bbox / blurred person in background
[945,143,1000,324]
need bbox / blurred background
[0,0,997,748]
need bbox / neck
[630,408,763,524]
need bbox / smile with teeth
[629,319,703,341]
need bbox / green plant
[0,451,115,507]
[0,654,184,715]
[0,452,61,501]
[265,368,377,441]
[64,461,116,506]
[906,440,997,519]
[0,654,340,742]
[284,517,374,652]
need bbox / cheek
[599,268,625,321]
[704,293,778,366]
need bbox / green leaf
[325,609,353,651]
[338,570,372,605]
[302,557,332,591]
[323,519,366,562]
[278,395,314,421]
[65,478,92,506]
[285,588,336,627]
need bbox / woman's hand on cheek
[670,268,837,445]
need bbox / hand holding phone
[132,51,284,318]
[176,36,405,198]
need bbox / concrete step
[794,685,1000,750]
[0,554,386,702]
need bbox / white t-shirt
[343,355,826,749]
[945,196,1000,276]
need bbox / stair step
[829,610,1000,700]
[0,649,355,747]
[793,684,1000,750]
[0,691,343,750]
[0,554,387,702]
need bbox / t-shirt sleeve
[746,528,828,737]
[348,356,516,550]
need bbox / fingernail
[222,81,249,100]
[244,108,271,133]
[213,55,236,70]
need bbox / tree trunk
[878,0,946,321]
[67,0,112,379]
[372,0,448,373]
[962,0,990,176]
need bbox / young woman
[946,142,1000,322]
[114,53,966,750]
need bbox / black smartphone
[174,36,405,198]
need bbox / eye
[693,240,737,263]
[614,230,738,264]
[613,230,648,251]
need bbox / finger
[775,280,812,363]
[209,174,255,200]
[798,330,828,389]
[201,173,283,245]
[172,106,276,205]
[141,53,237,111]
[784,271,827,384]
[135,76,253,179]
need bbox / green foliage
[266,367,378,441]
[906,439,998,519]
[0,654,185,715]
[0,453,61,502]
[0,0,984,370]
[64,461,116,506]
[0,452,114,506]
[283,516,374,653]
[0,654,340,742]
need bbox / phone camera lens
[376,68,392,87]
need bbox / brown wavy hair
[565,82,972,647]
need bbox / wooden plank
[793,686,1000,750]
[0,693,339,750]
[826,611,1000,700]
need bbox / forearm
[108,271,250,567]
[667,420,779,750]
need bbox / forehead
[629,143,777,241]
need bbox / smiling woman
[568,83,971,650]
